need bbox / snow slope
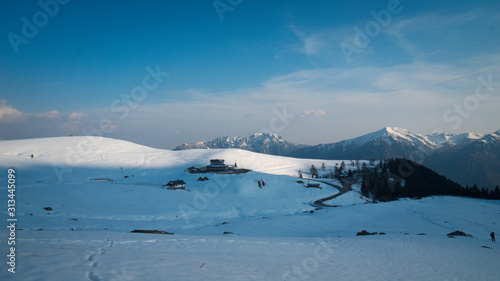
[0,136,357,232]
[0,136,342,176]
[1,197,499,281]
[0,136,499,281]
[3,229,500,281]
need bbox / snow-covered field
[0,136,499,280]
[3,230,500,281]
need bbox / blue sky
[1,0,499,148]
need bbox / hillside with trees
[361,158,500,202]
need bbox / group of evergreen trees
[307,160,362,179]
[361,158,500,202]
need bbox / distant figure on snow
[491,232,496,242]
[30,154,34,158]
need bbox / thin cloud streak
[2,57,498,148]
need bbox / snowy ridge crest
[174,132,306,155]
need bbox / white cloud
[0,99,26,122]
[68,112,87,119]
[0,100,64,122]
[35,110,61,119]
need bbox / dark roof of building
[167,180,186,186]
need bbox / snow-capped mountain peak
[479,130,500,144]
[383,126,411,136]
[361,127,488,149]
[340,127,433,148]
[174,132,306,155]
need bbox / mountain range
[175,127,500,190]
[174,132,309,156]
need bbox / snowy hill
[1,136,499,281]
[0,136,357,233]
[0,135,336,177]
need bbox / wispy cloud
[287,24,355,66]
[289,8,498,67]
[385,9,491,60]
[289,25,326,55]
